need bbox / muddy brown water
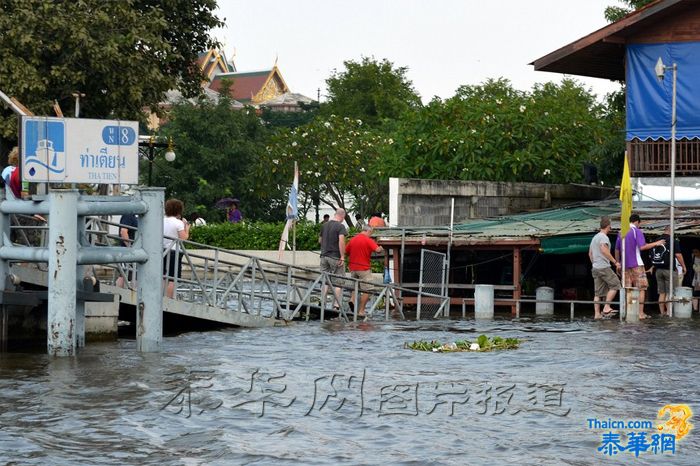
[1,317,698,465]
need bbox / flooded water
[1,318,698,465]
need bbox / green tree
[0,0,222,138]
[322,57,422,127]
[153,95,279,222]
[250,115,389,225]
[605,0,655,22]
[378,78,618,185]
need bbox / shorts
[592,267,621,297]
[624,266,648,290]
[163,249,183,279]
[320,255,343,275]
[656,268,682,294]
[350,269,374,292]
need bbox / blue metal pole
[47,190,79,356]
[135,188,164,352]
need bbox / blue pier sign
[21,116,139,184]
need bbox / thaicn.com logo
[587,404,693,457]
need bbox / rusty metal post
[135,188,164,352]
[47,190,79,356]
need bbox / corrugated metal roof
[376,199,700,245]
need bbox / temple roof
[208,67,289,103]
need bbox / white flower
[359,167,366,173]
[388,138,394,145]
[314,172,321,177]
[519,105,526,113]
[291,141,298,147]
[344,117,350,122]
[272,159,279,165]
[355,150,361,154]
[306,170,312,175]
[357,119,363,126]
[544,111,549,116]
[543,168,551,176]
[459,140,464,144]
[471,129,477,134]
[469,343,480,351]
[302,132,308,138]
[324,121,331,128]
[331,141,337,146]
[496,99,502,105]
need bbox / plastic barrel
[674,286,693,318]
[536,286,554,316]
[474,285,494,320]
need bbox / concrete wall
[388,178,614,227]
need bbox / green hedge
[189,221,326,250]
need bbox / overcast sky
[215,0,626,103]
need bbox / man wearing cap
[589,217,621,319]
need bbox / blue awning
[626,42,700,140]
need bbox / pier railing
[68,218,452,322]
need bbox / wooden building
[533,0,700,177]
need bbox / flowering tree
[251,115,388,224]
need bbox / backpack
[650,243,669,266]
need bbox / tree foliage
[377,79,619,185]
[604,0,655,22]
[0,0,222,138]
[153,96,279,222]
[322,57,422,127]
[250,115,388,225]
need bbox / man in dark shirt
[319,208,347,308]
[651,225,686,316]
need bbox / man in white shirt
[589,217,621,319]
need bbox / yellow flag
[619,152,632,236]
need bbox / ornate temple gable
[198,49,237,82]
[252,66,289,104]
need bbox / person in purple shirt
[615,213,665,319]
[227,200,242,223]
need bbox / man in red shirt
[345,224,384,317]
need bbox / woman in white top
[163,198,190,298]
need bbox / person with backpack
[650,225,686,316]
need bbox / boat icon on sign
[25,138,65,175]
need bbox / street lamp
[655,57,677,316]
[138,135,176,186]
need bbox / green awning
[539,234,595,255]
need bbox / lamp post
[655,57,677,316]
[138,135,175,186]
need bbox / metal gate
[417,249,448,319]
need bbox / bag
[649,243,669,266]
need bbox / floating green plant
[404,335,520,352]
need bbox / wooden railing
[628,138,700,176]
